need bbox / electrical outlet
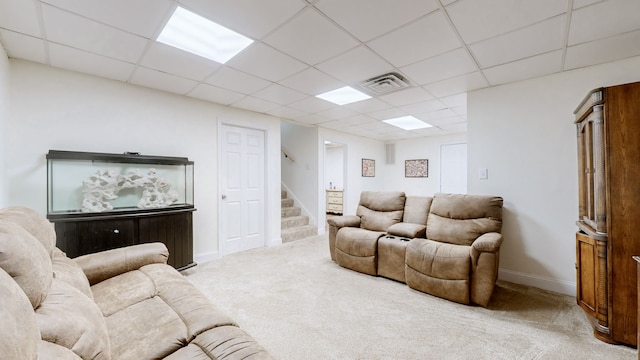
[479,168,488,180]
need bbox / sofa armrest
[471,232,503,255]
[74,242,169,285]
[327,215,361,228]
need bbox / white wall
[468,55,640,295]
[281,121,318,225]
[324,145,344,190]
[317,128,385,231]
[0,43,9,206]
[7,59,282,262]
[382,133,466,196]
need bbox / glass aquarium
[47,150,194,216]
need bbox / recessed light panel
[157,7,253,64]
[383,116,433,130]
[316,86,372,105]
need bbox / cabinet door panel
[576,232,597,315]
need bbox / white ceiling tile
[401,48,477,85]
[41,0,174,38]
[423,71,489,97]
[0,30,46,63]
[318,120,346,130]
[252,84,308,105]
[470,16,565,68]
[415,109,459,124]
[129,66,198,95]
[568,0,640,46]
[572,0,603,9]
[226,42,308,82]
[358,119,390,131]
[378,87,434,107]
[344,98,393,114]
[369,107,408,121]
[187,83,245,105]
[368,10,461,68]
[204,67,271,95]
[42,5,148,63]
[288,96,337,113]
[139,43,220,81]
[483,50,562,85]
[231,96,281,113]
[564,29,640,70]
[440,0,459,5]
[293,113,326,125]
[0,0,42,37]
[315,46,394,84]
[439,93,467,108]
[437,121,467,133]
[280,67,342,95]
[179,0,306,39]
[399,99,447,114]
[315,107,359,121]
[315,0,437,42]
[49,43,136,82]
[267,106,309,120]
[263,8,358,65]
[446,0,567,43]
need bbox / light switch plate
[479,168,488,180]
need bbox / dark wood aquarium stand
[49,206,196,271]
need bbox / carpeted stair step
[281,215,309,230]
[281,198,294,208]
[282,224,317,243]
[281,206,301,217]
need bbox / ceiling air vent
[358,72,411,96]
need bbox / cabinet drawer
[327,197,343,205]
[327,191,343,199]
[327,204,343,212]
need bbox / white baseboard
[268,237,283,247]
[498,268,576,296]
[317,227,326,235]
[194,251,219,265]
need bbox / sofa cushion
[0,221,52,308]
[426,193,503,246]
[36,278,111,360]
[402,196,432,225]
[405,239,471,304]
[387,222,426,238]
[164,326,273,360]
[0,206,57,257]
[52,248,93,300]
[0,268,40,360]
[356,191,405,232]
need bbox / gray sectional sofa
[327,191,504,307]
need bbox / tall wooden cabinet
[574,81,640,346]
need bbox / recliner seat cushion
[405,239,471,304]
[335,227,383,275]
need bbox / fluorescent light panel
[383,116,432,130]
[316,86,371,105]
[157,6,253,64]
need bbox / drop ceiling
[1,0,639,141]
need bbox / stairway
[281,191,317,243]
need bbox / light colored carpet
[185,234,636,359]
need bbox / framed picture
[405,159,428,178]
[362,158,375,177]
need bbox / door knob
[221,194,227,200]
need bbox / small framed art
[405,159,428,178]
[362,158,375,177]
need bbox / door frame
[320,137,348,234]
[217,118,269,256]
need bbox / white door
[440,143,467,194]
[219,124,266,256]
